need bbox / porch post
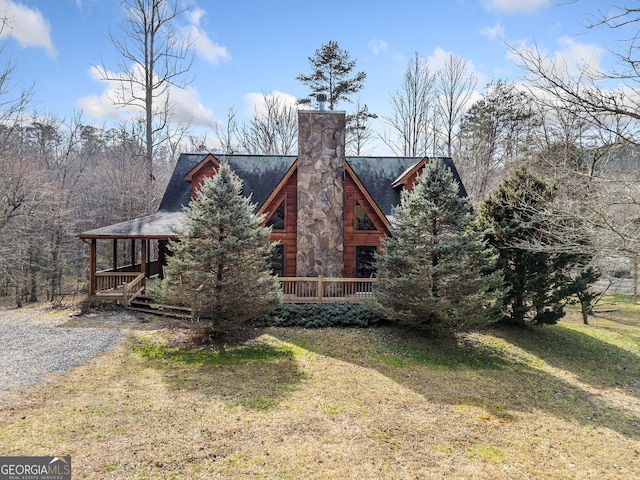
[159,240,167,278]
[140,238,147,288]
[88,239,96,297]
[317,276,323,303]
[130,239,136,271]
[112,239,118,271]
[146,239,150,274]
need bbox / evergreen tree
[370,160,503,334]
[569,267,601,325]
[156,162,281,337]
[296,40,366,110]
[478,166,595,326]
[457,80,538,202]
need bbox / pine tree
[156,162,282,337]
[296,40,366,110]
[370,160,503,334]
[478,166,595,326]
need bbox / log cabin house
[78,109,466,304]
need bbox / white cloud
[243,90,299,117]
[392,52,407,66]
[0,0,56,58]
[556,36,606,73]
[186,6,205,25]
[509,36,606,78]
[426,47,451,71]
[368,38,388,56]
[480,22,505,40]
[426,47,484,83]
[170,85,215,126]
[76,66,140,122]
[182,7,230,64]
[483,0,551,14]
[76,64,214,127]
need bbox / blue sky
[0,0,623,152]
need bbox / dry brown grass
[0,305,638,479]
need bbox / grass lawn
[0,304,639,479]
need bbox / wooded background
[1,2,638,305]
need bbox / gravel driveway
[0,310,123,396]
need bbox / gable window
[355,202,376,231]
[355,246,377,278]
[266,200,285,230]
[271,244,285,276]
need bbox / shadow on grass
[271,325,640,439]
[494,324,640,392]
[132,335,306,412]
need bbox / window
[266,201,285,230]
[271,244,285,277]
[355,246,377,278]
[355,202,376,231]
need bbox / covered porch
[78,211,377,307]
[77,211,185,306]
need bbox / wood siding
[392,157,427,193]
[188,161,392,278]
[263,170,298,277]
[343,174,390,278]
[187,157,219,200]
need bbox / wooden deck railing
[92,274,375,306]
[122,272,146,306]
[94,272,146,306]
[278,277,376,303]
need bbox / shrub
[259,302,380,328]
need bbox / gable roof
[159,153,297,213]
[391,157,428,189]
[345,161,391,229]
[78,153,467,238]
[346,156,467,216]
[161,154,467,217]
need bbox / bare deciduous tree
[382,53,437,157]
[212,107,240,154]
[239,92,298,155]
[96,0,194,214]
[436,54,477,157]
[510,4,640,283]
[0,17,32,230]
[346,100,378,156]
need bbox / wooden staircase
[126,294,193,319]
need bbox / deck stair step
[127,295,193,319]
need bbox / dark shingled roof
[160,154,467,216]
[77,211,187,239]
[159,154,297,213]
[346,156,467,216]
[79,153,467,238]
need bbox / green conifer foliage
[296,40,366,109]
[370,160,503,334]
[156,162,282,336]
[478,166,594,326]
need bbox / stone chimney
[296,109,346,277]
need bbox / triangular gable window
[266,200,285,230]
[355,202,377,231]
